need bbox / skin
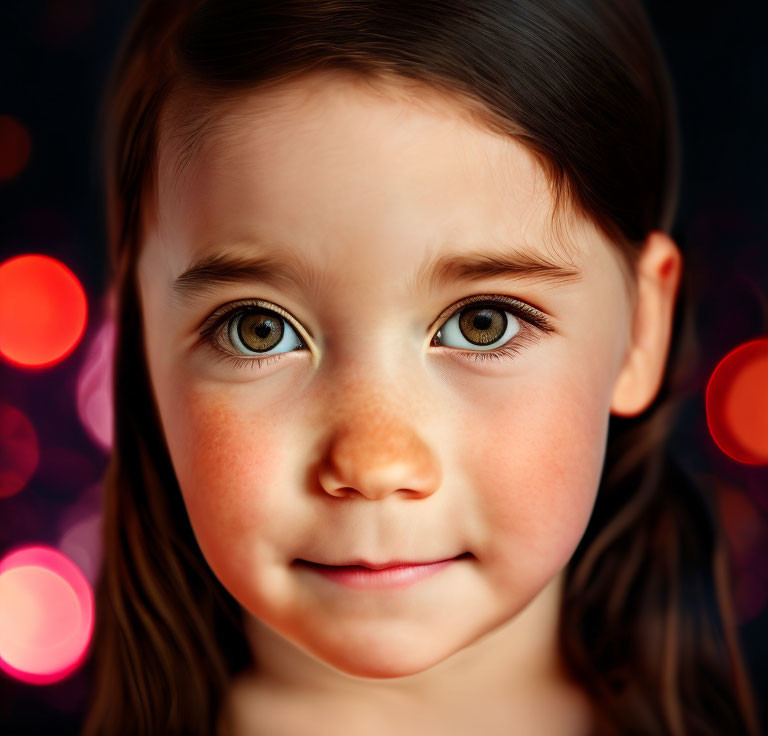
[137,71,682,733]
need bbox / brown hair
[82,1,761,734]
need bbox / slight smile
[293,553,473,590]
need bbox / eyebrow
[171,241,582,305]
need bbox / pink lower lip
[296,557,460,590]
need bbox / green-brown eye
[430,295,554,365]
[198,300,307,371]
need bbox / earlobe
[610,230,683,418]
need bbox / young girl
[82,1,761,734]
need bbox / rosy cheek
[463,372,608,567]
[162,387,286,554]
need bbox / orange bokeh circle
[706,337,768,465]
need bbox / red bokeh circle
[706,337,768,465]
[0,403,39,498]
[0,254,88,368]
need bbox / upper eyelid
[199,298,308,345]
[433,294,555,334]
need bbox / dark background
[1,1,766,733]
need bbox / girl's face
[138,73,633,681]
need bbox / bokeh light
[0,402,39,498]
[0,254,88,368]
[58,512,103,586]
[77,318,114,450]
[0,116,32,180]
[717,483,768,625]
[57,481,104,588]
[0,546,93,685]
[718,484,767,566]
[706,337,768,465]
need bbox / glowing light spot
[706,337,768,465]
[0,254,87,368]
[0,402,39,498]
[58,512,103,585]
[717,484,768,624]
[0,116,32,180]
[717,485,766,567]
[77,319,114,450]
[0,546,94,685]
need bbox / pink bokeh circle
[76,319,114,451]
[0,545,94,685]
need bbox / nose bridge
[314,374,442,500]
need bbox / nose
[317,407,442,501]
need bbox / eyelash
[197,295,555,371]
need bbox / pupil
[458,306,506,346]
[474,314,492,330]
[254,323,272,338]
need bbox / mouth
[293,553,471,590]
[294,552,473,570]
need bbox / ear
[610,230,683,418]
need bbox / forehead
[159,70,538,197]
[147,71,611,288]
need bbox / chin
[297,628,461,680]
[319,650,447,680]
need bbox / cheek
[463,367,610,573]
[160,384,289,569]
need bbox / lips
[295,554,470,590]
[296,552,471,570]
